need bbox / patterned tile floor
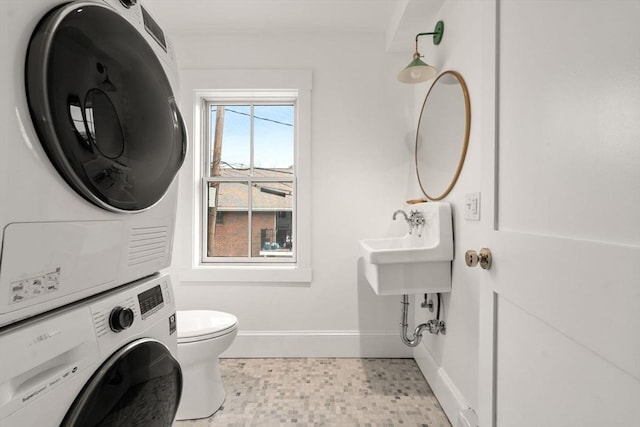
[175,358,452,427]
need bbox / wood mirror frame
[415,70,471,201]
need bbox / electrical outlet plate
[464,192,480,220]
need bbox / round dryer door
[61,338,182,426]
[26,2,186,212]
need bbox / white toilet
[175,310,238,420]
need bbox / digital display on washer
[141,6,167,51]
[138,285,164,319]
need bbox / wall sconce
[397,21,445,84]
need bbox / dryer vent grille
[128,226,169,266]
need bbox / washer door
[61,338,182,427]
[26,2,186,212]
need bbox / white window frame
[201,98,297,264]
[177,70,312,283]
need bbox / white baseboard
[221,330,413,358]
[413,343,476,427]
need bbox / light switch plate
[464,192,480,221]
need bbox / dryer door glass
[26,3,186,212]
[61,339,182,426]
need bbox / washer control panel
[89,274,173,352]
[93,295,136,337]
[109,306,135,332]
[137,284,164,320]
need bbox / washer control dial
[109,306,134,332]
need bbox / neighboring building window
[202,99,296,263]
[215,211,224,224]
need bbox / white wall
[406,0,484,422]
[169,31,419,357]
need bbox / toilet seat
[177,310,238,344]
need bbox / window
[202,97,297,264]
[179,69,311,282]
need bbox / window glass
[251,182,293,258]
[210,105,251,176]
[253,105,294,169]
[206,181,249,257]
[203,101,295,263]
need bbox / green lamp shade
[397,56,438,84]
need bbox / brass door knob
[465,248,492,270]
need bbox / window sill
[177,265,312,283]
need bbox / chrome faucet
[409,210,425,227]
[392,210,409,221]
[393,209,412,234]
[392,209,426,236]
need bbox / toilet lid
[177,310,238,342]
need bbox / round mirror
[415,70,470,200]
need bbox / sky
[209,104,294,170]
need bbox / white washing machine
[0,273,182,426]
[0,0,187,326]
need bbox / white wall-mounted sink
[359,202,453,295]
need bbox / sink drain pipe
[400,294,445,347]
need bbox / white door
[478,1,640,426]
